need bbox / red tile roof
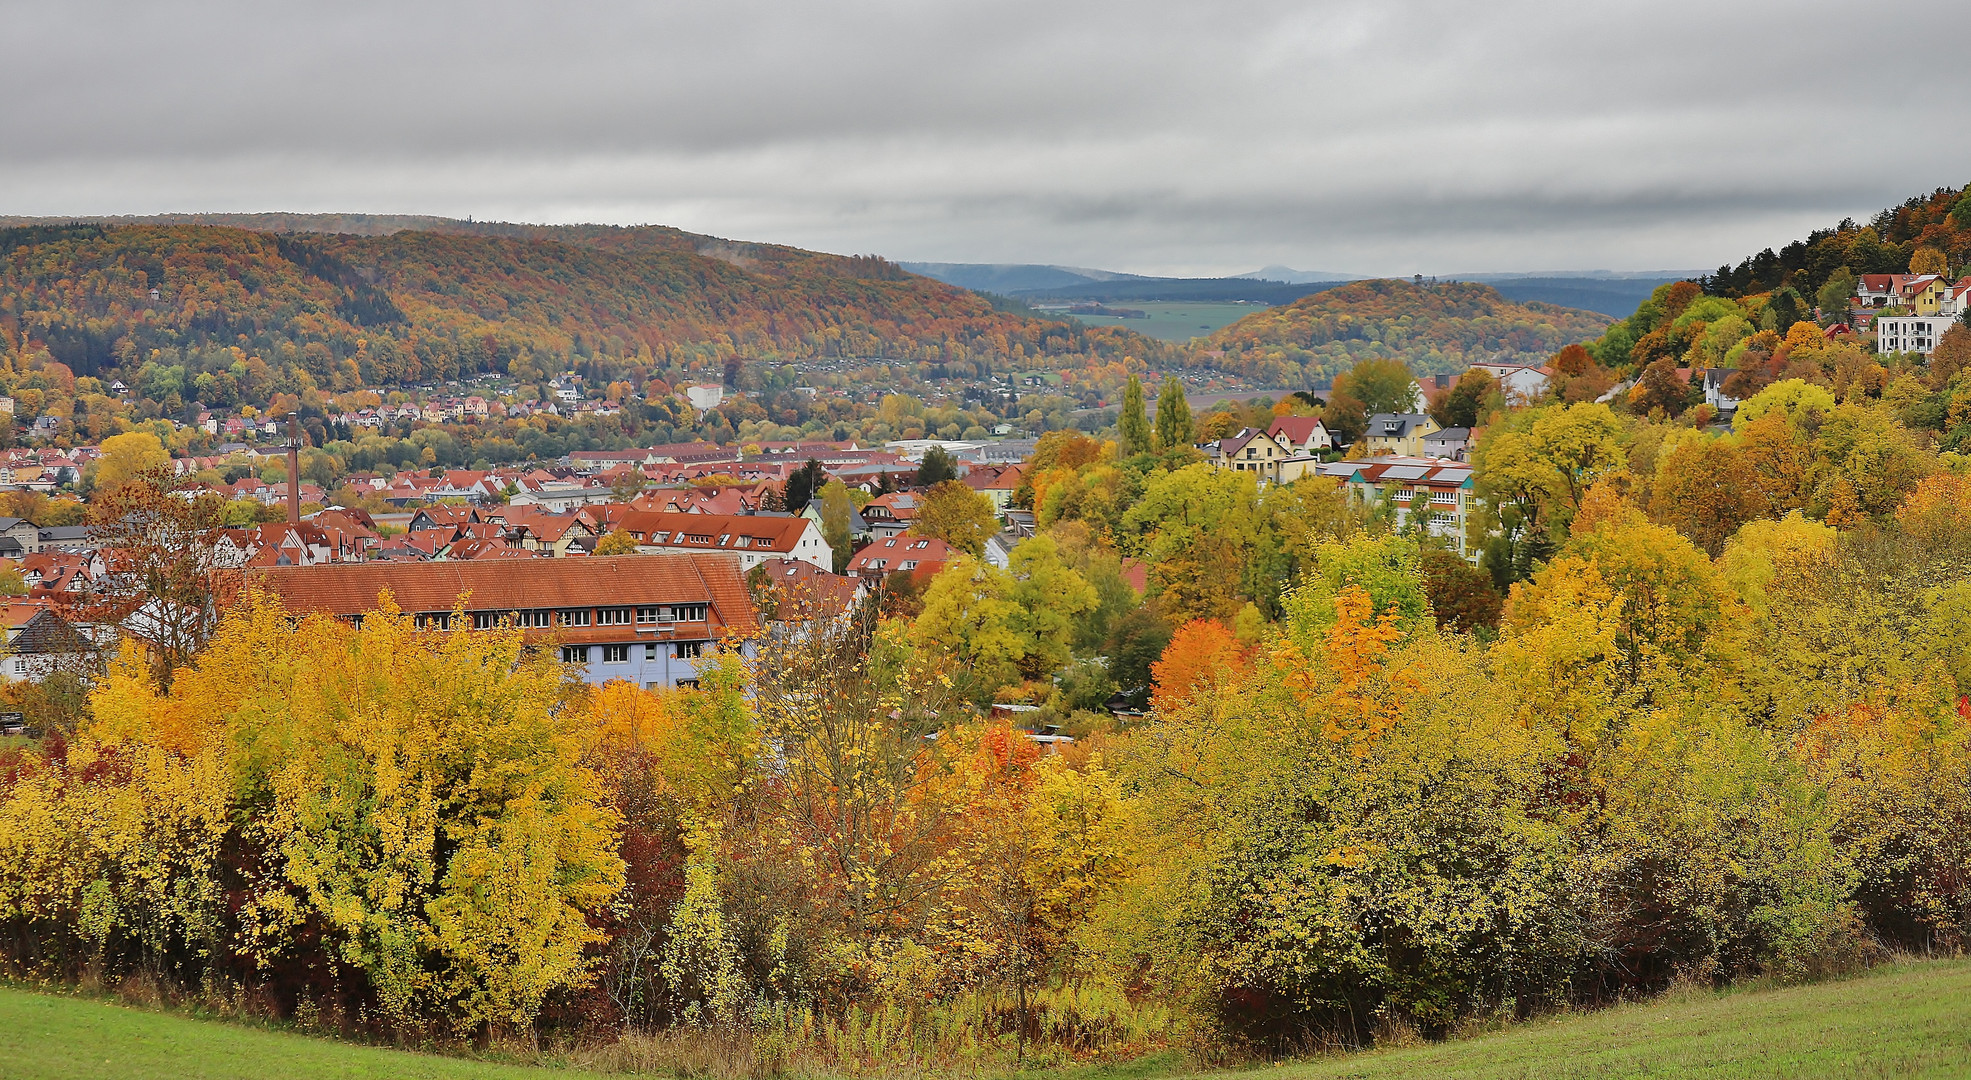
[845,535,955,578]
[1267,416,1329,446]
[254,552,759,640]
[615,511,815,555]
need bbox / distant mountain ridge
[903,259,1684,317]
[1233,265,1362,283]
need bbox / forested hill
[1199,278,1612,387]
[0,220,1169,387]
[1700,185,1970,299]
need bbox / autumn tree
[0,595,625,1032]
[595,528,641,556]
[1648,436,1765,556]
[1428,368,1499,429]
[1629,358,1694,418]
[1473,402,1628,544]
[748,590,971,938]
[909,480,998,557]
[1337,357,1419,416]
[911,541,1095,698]
[1121,464,1269,622]
[1817,268,1857,323]
[607,468,648,503]
[89,430,170,494]
[1734,411,1815,518]
[1149,618,1248,714]
[76,466,235,688]
[1419,545,1502,633]
[1928,325,1971,390]
[817,478,856,572]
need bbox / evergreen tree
[917,445,959,486]
[1154,378,1194,452]
[784,458,825,515]
[1119,374,1151,456]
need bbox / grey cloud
[1,0,1965,276]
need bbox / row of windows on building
[561,641,707,664]
[406,604,712,631]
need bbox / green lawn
[0,989,606,1080]
[1254,959,1971,1079]
[3,959,1969,1079]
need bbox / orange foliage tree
[1149,619,1249,713]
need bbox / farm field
[1042,300,1272,342]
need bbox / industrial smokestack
[286,412,302,525]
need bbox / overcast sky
[3,1,1966,277]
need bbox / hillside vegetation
[0,221,1166,387]
[6,958,1969,1079]
[1701,183,1970,298]
[1201,278,1611,387]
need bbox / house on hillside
[1265,416,1333,456]
[1468,361,1552,404]
[255,553,756,690]
[1873,282,1966,355]
[1211,428,1297,483]
[1421,427,1472,461]
[1856,274,1949,315]
[1364,414,1441,457]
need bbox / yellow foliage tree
[0,594,625,1032]
[90,431,170,493]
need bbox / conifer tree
[1119,374,1151,456]
[1154,377,1193,452]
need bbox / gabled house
[861,492,922,540]
[612,511,833,572]
[1468,362,1552,404]
[750,557,864,622]
[1421,427,1473,461]
[962,464,1025,510]
[1265,416,1334,456]
[1363,414,1440,457]
[845,535,956,580]
[1212,427,1296,482]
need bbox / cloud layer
[3,0,1965,275]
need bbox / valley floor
[2,958,1968,1079]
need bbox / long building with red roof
[254,552,757,689]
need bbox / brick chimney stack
[286,412,302,525]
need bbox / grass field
[2,959,1968,1079]
[1043,301,1267,342]
[1263,959,1971,1079]
[0,988,606,1080]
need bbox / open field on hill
[1041,300,1274,342]
[5,959,1970,1080]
